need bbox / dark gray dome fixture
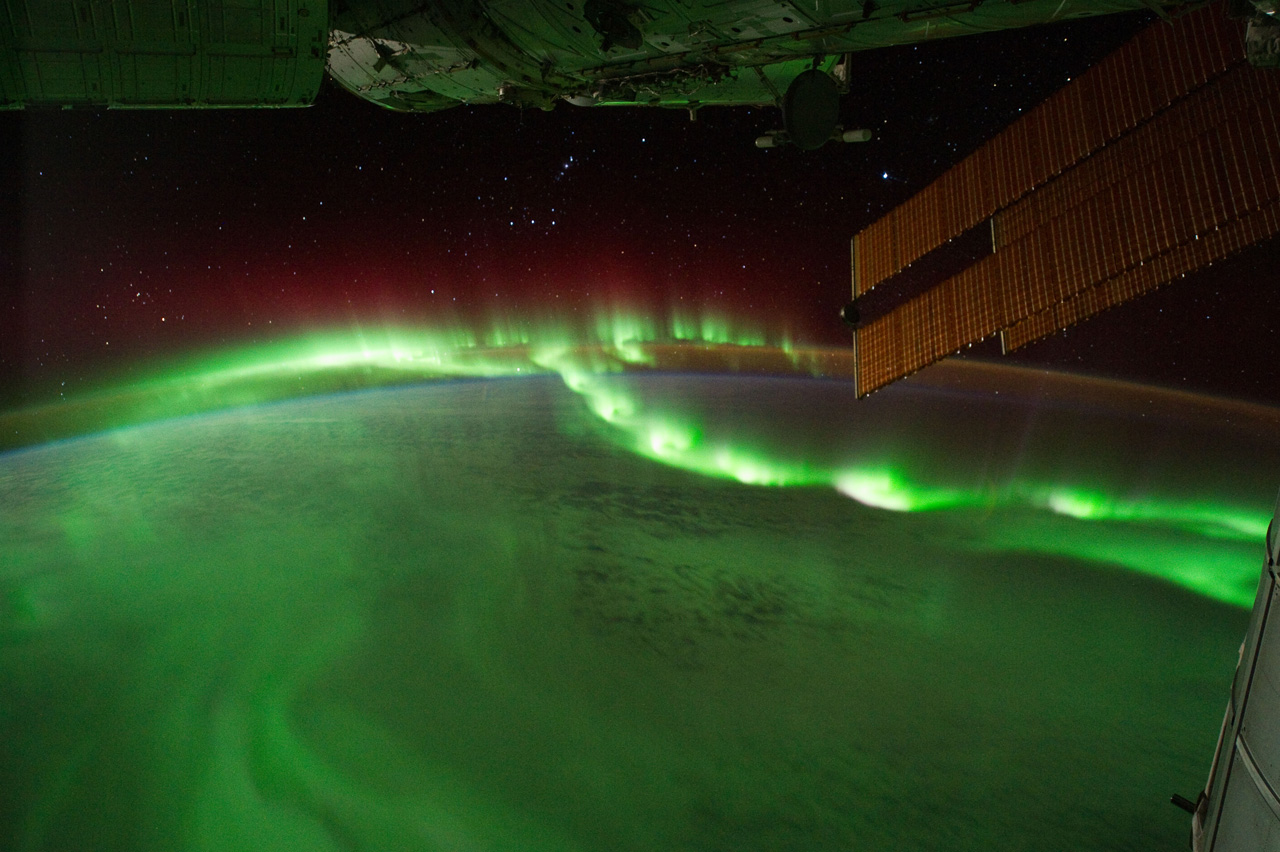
[782,70,841,151]
[840,300,862,329]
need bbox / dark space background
[2,11,1277,408]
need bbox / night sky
[3,11,1278,409]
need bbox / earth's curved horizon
[4,335,1278,454]
[1,332,1275,851]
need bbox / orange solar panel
[1000,197,1280,351]
[849,4,1241,298]
[852,56,1280,396]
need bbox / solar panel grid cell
[1255,91,1280,197]
[1070,201,1089,292]
[1105,51,1128,139]
[920,184,936,260]
[1183,140,1208,236]
[1145,29,1175,116]
[1210,122,1236,224]
[1226,111,1256,215]
[1172,23,1199,105]
[1127,45,1156,132]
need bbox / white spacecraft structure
[1186,493,1280,851]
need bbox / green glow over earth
[1,309,1276,851]
[0,311,1272,609]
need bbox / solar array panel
[993,64,1276,248]
[1000,185,1280,351]
[851,7,1280,396]
[850,2,1239,296]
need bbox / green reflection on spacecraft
[1,309,1267,609]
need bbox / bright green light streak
[7,307,1268,609]
[522,341,1266,609]
[834,470,965,512]
[1039,487,1268,540]
[550,374,1262,606]
[153,311,785,397]
[986,511,1262,608]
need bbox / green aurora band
[1,310,1270,609]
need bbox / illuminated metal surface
[2,0,1188,112]
[0,0,328,109]
[1191,494,1280,850]
[323,0,1171,112]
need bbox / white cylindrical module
[842,128,874,142]
[1193,493,1280,851]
